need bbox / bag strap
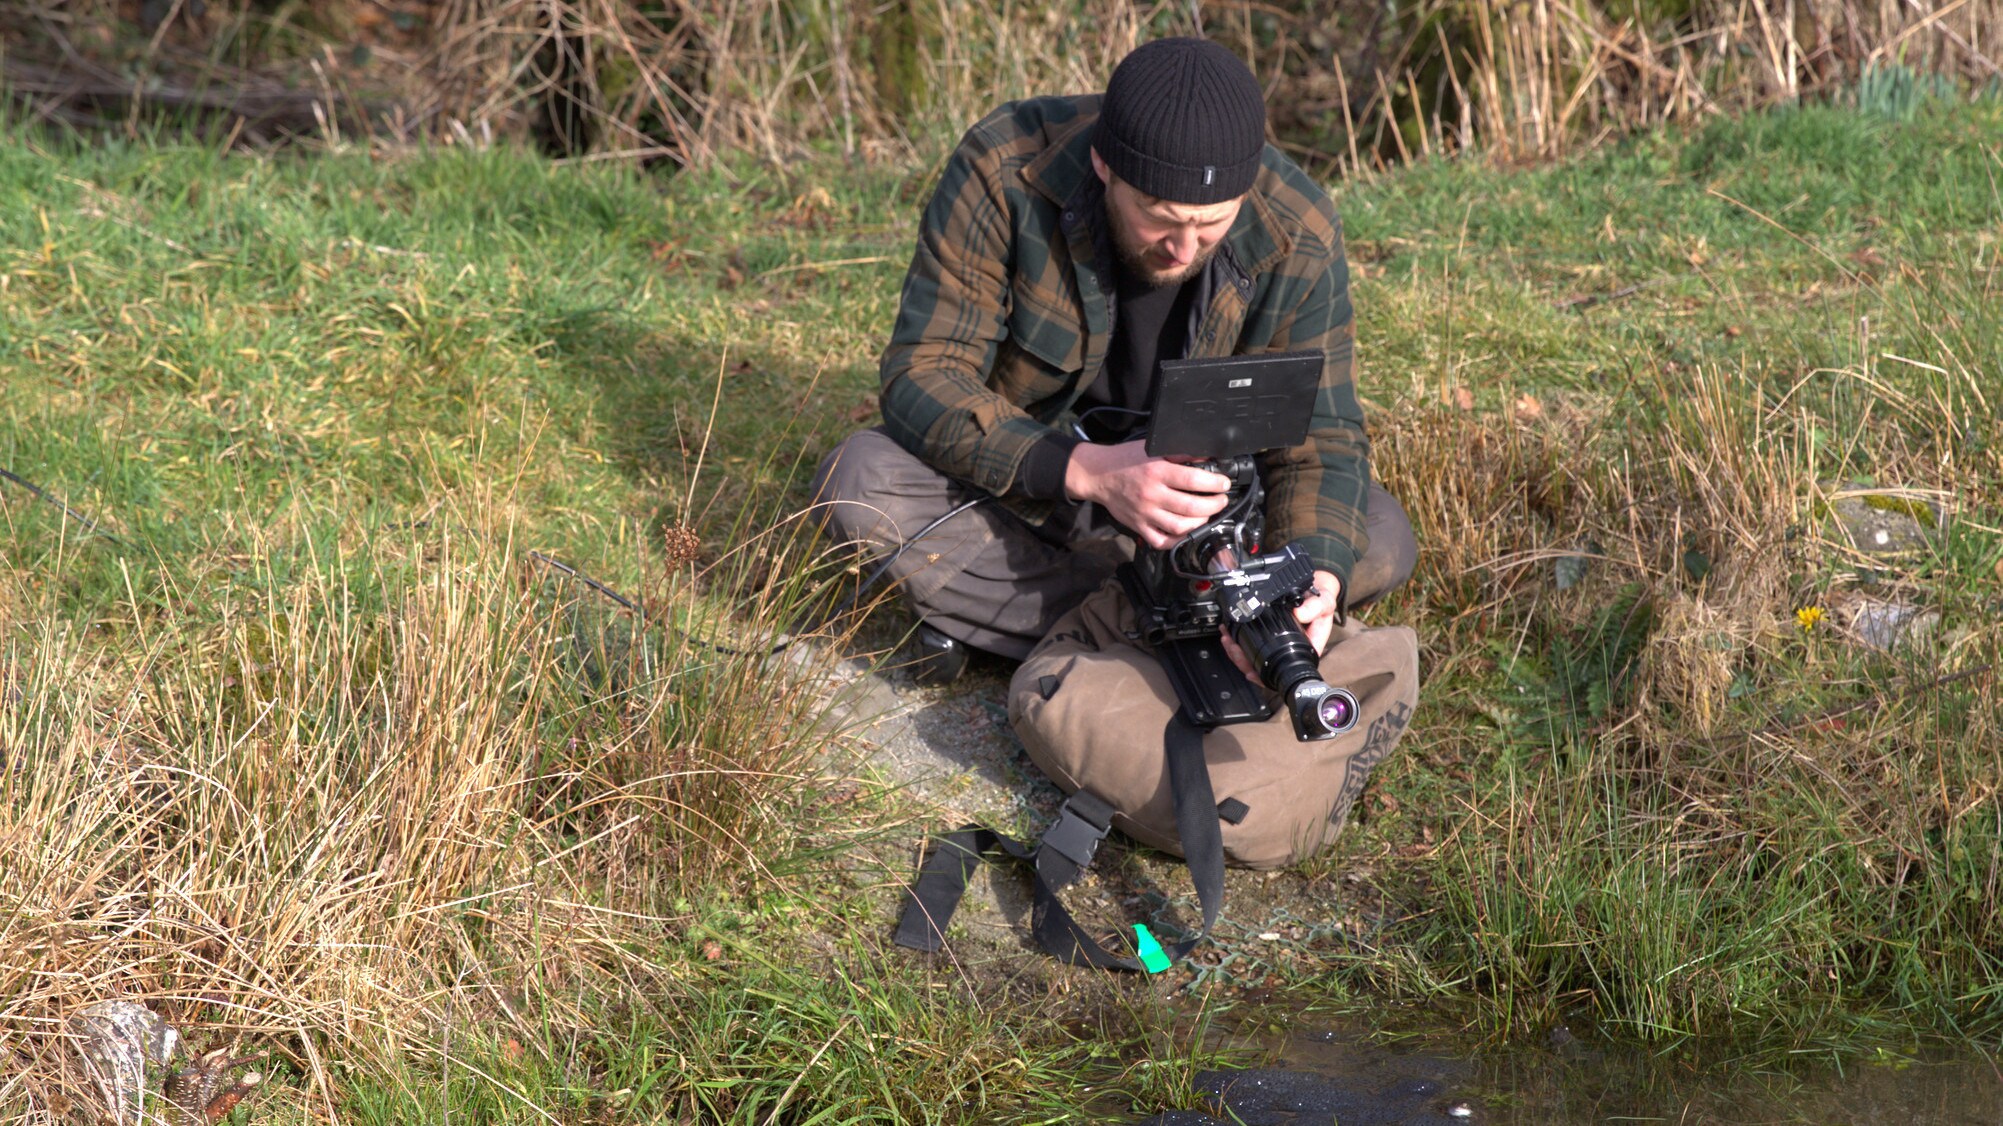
[894,710,1225,972]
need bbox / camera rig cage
[1115,350,1359,741]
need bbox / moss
[1861,494,1940,528]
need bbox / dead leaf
[781,186,839,229]
[700,939,723,961]
[1452,387,1475,411]
[1513,393,1544,421]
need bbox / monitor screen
[1143,350,1323,459]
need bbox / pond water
[1120,1010,2003,1125]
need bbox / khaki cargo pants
[810,427,1418,660]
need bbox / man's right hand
[1064,439,1232,549]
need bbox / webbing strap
[894,710,1226,971]
[1164,710,1224,943]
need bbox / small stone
[1842,599,1941,651]
[68,1001,177,1126]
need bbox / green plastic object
[1133,924,1171,974]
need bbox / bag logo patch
[1329,700,1411,826]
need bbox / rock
[67,1000,177,1126]
[1838,596,1940,651]
[1823,489,1942,557]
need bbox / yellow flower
[1796,606,1826,632]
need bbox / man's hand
[1064,439,1231,550]
[1219,569,1344,682]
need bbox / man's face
[1092,149,1245,288]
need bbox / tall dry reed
[7,0,2000,166]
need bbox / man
[814,36,1415,684]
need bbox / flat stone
[1824,490,1942,556]
[1841,597,1941,651]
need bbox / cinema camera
[1114,351,1360,742]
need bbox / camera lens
[1316,688,1358,734]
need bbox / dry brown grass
[1459,0,2003,159]
[1372,346,1992,748]
[6,1,2000,165]
[0,500,852,1122]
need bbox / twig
[1758,663,1994,739]
[1705,187,1871,290]
[78,204,196,256]
[1868,0,1979,71]
[1553,280,1651,311]
[756,255,894,279]
[339,237,431,260]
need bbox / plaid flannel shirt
[878,94,1373,587]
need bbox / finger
[1163,464,1232,494]
[1162,510,1215,541]
[1302,614,1333,656]
[1293,573,1343,624]
[1150,488,1230,520]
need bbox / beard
[1105,204,1218,288]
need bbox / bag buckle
[1039,792,1114,871]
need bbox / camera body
[1118,455,1359,741]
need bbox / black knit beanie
[1094,37,1267,205]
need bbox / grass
[3,84,2002,1122]
[1340,95,2003,1047]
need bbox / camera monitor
[1143,349,1323,459]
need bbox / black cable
[0,466,128,545]
[817,496,991,624]
[1071,405,1151,443]
[404,497,996,659]
[0,462,992,661]
[524,549,640,613]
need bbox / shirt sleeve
[877,123,1074,498]
[1258,220,1371,590]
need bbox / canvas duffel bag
[1009,580,1420,870]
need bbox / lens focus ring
[1316,687,1359,734]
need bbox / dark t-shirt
[1079,266,1196,442]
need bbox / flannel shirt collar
[1019,106,1293,282]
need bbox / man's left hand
[1219,569,1343,683]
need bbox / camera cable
[1,462,992,660]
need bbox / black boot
[909,621,968,686]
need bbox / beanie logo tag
[1204,166,1215,185]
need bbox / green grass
[4,89,2002,1123]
